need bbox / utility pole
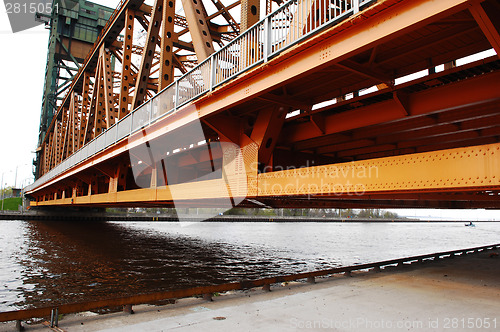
[1,172,4,211]
[14,166,17,188]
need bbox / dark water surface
[1,220,499,311]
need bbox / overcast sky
[0,0,121,189]
[0,1,497,220]
[0,13,47,188]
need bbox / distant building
[11,188,21,198]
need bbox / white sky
[0,14,47,188]
[0,1,498,220]
[0,0,121,189]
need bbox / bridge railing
[27,0,375,194]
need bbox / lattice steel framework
[34,0,261,178]
[35,0,115,179]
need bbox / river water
[1,220,499,312]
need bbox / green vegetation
[225,208,401,219]
[357,209,399,219]
[0,187,13,198]
[106,207,403,220]
[0,197,22,211]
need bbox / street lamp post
[13,164,28,189]
[20,177,33,213]
[1,172,5,211]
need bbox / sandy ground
[2,250,500,331]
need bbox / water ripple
[0,220,499,311]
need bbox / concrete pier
[3,249,499,331]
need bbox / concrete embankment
[3,249,499,331]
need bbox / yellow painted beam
[116,188,156,202]
[258,143,500,197]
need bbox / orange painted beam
[282,71,500,144]
[468,0,500,57]
[315,117,500,156]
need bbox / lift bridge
[26,0,500,211]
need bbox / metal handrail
[1,243,498,323]
[28,0,377,193]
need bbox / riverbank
[1,210,496,222]
[0,198,21,211]
[4,247,499,331]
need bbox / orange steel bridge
[27,0,500,210]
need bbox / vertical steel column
[241,0,260,31]
[101,45,116,128]
[78,72,91,149]
[93,54,107,137]
[59,108,69,161]
[132,0,164,108]
[181,0,215,61]
[159,0,176,91]
[119,8,135,119]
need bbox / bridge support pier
[29,206,107,221]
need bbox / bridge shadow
[14,220,268,310]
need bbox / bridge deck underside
[29,0,500,209]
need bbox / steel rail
[1,243,498,324]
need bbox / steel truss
[29,0,500,210]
